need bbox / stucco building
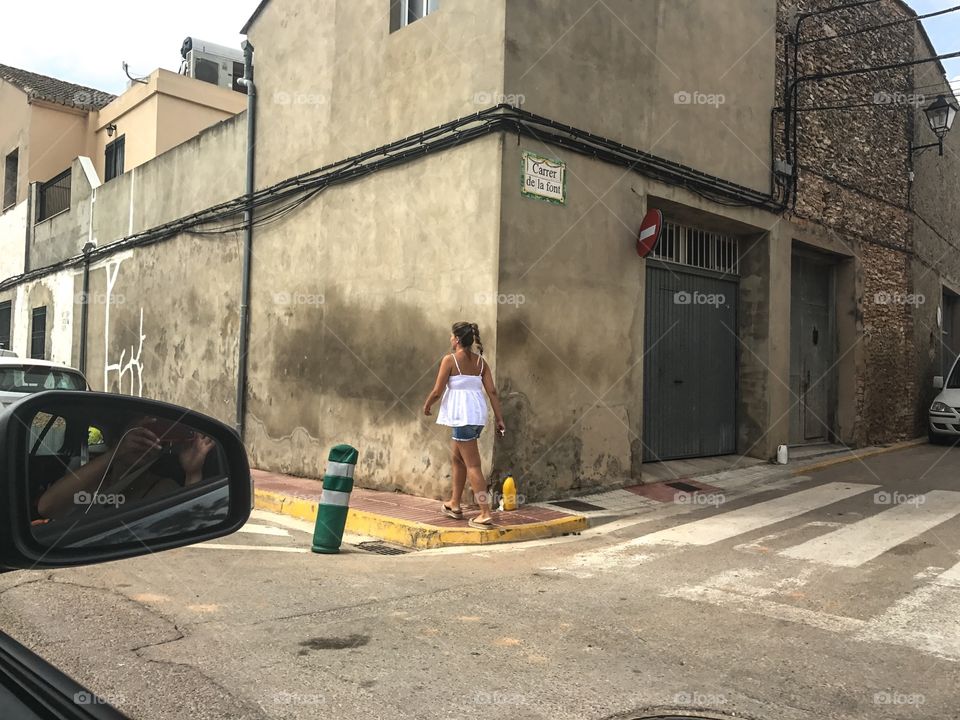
[0,0,957,502]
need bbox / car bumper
[929,414,960,436]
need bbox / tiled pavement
[252,469,578,530]
[253,467,780,534]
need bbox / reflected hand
[114,427,161,469]
[177,434,215,483]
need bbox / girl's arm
[423,355,453,416]
[481,363,506,434]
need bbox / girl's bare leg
[457,439,492,521]
[449,440,467,510]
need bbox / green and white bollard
[311,444,358,554]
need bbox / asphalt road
[2,444,959,720]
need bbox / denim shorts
[451,425,484,442]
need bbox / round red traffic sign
[636,209,663,258]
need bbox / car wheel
[929,428,948,445]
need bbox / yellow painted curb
[254,490,320,523]
[253,489,589,550]
[793,437,927,475]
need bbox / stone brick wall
[776,0,932,444]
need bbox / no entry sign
[636,209,663,258]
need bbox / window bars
[652,221,740,275]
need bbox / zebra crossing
[547,481,960,662]
[780,489,960,567]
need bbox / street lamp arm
[784,49,960,182]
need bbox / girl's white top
[436,353,488,427]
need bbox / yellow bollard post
[502,476,518,511]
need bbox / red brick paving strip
[625,479,725,503]
[252,469,578,528]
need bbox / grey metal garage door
[642,263,738,461]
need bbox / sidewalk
[252,437,926,550]
[252,470,589,550]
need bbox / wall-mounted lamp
[911,94,958,157]
[106,123,118,138]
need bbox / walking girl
[423,321,505,528]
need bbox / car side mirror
[934,376,945,390]
[0,391,251,570]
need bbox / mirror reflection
[27,404,231,549]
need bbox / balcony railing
[36,169,71,223]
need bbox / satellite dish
[937,306,943,329]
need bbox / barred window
[651,220,739,275]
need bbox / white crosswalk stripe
[780,490,960,567]
[236,523,291,537]
[857,559,960,660]
[631,482,877,547]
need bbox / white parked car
[0,356,88,410]
[929,356,960,444]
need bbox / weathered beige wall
[28,102,92,185]
[247,0,507,188]
[154,95,242,156]
[0,200,27,280]
[244,135,503,498]
[0,81,31,206]
[504,0,777,193]
[93,95,160,182]
[79,236,241,422]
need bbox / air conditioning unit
[180,37,246,93]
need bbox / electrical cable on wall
[0,103,790,295]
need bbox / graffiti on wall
[102,256,146,396]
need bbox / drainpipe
[235,40,256,438]
[79,241,96,374]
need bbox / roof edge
[241,0,271,34]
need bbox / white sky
[2,1,259,94]
[2,0,957,96]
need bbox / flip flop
[441,503,463,519]
[468,518,495,529]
